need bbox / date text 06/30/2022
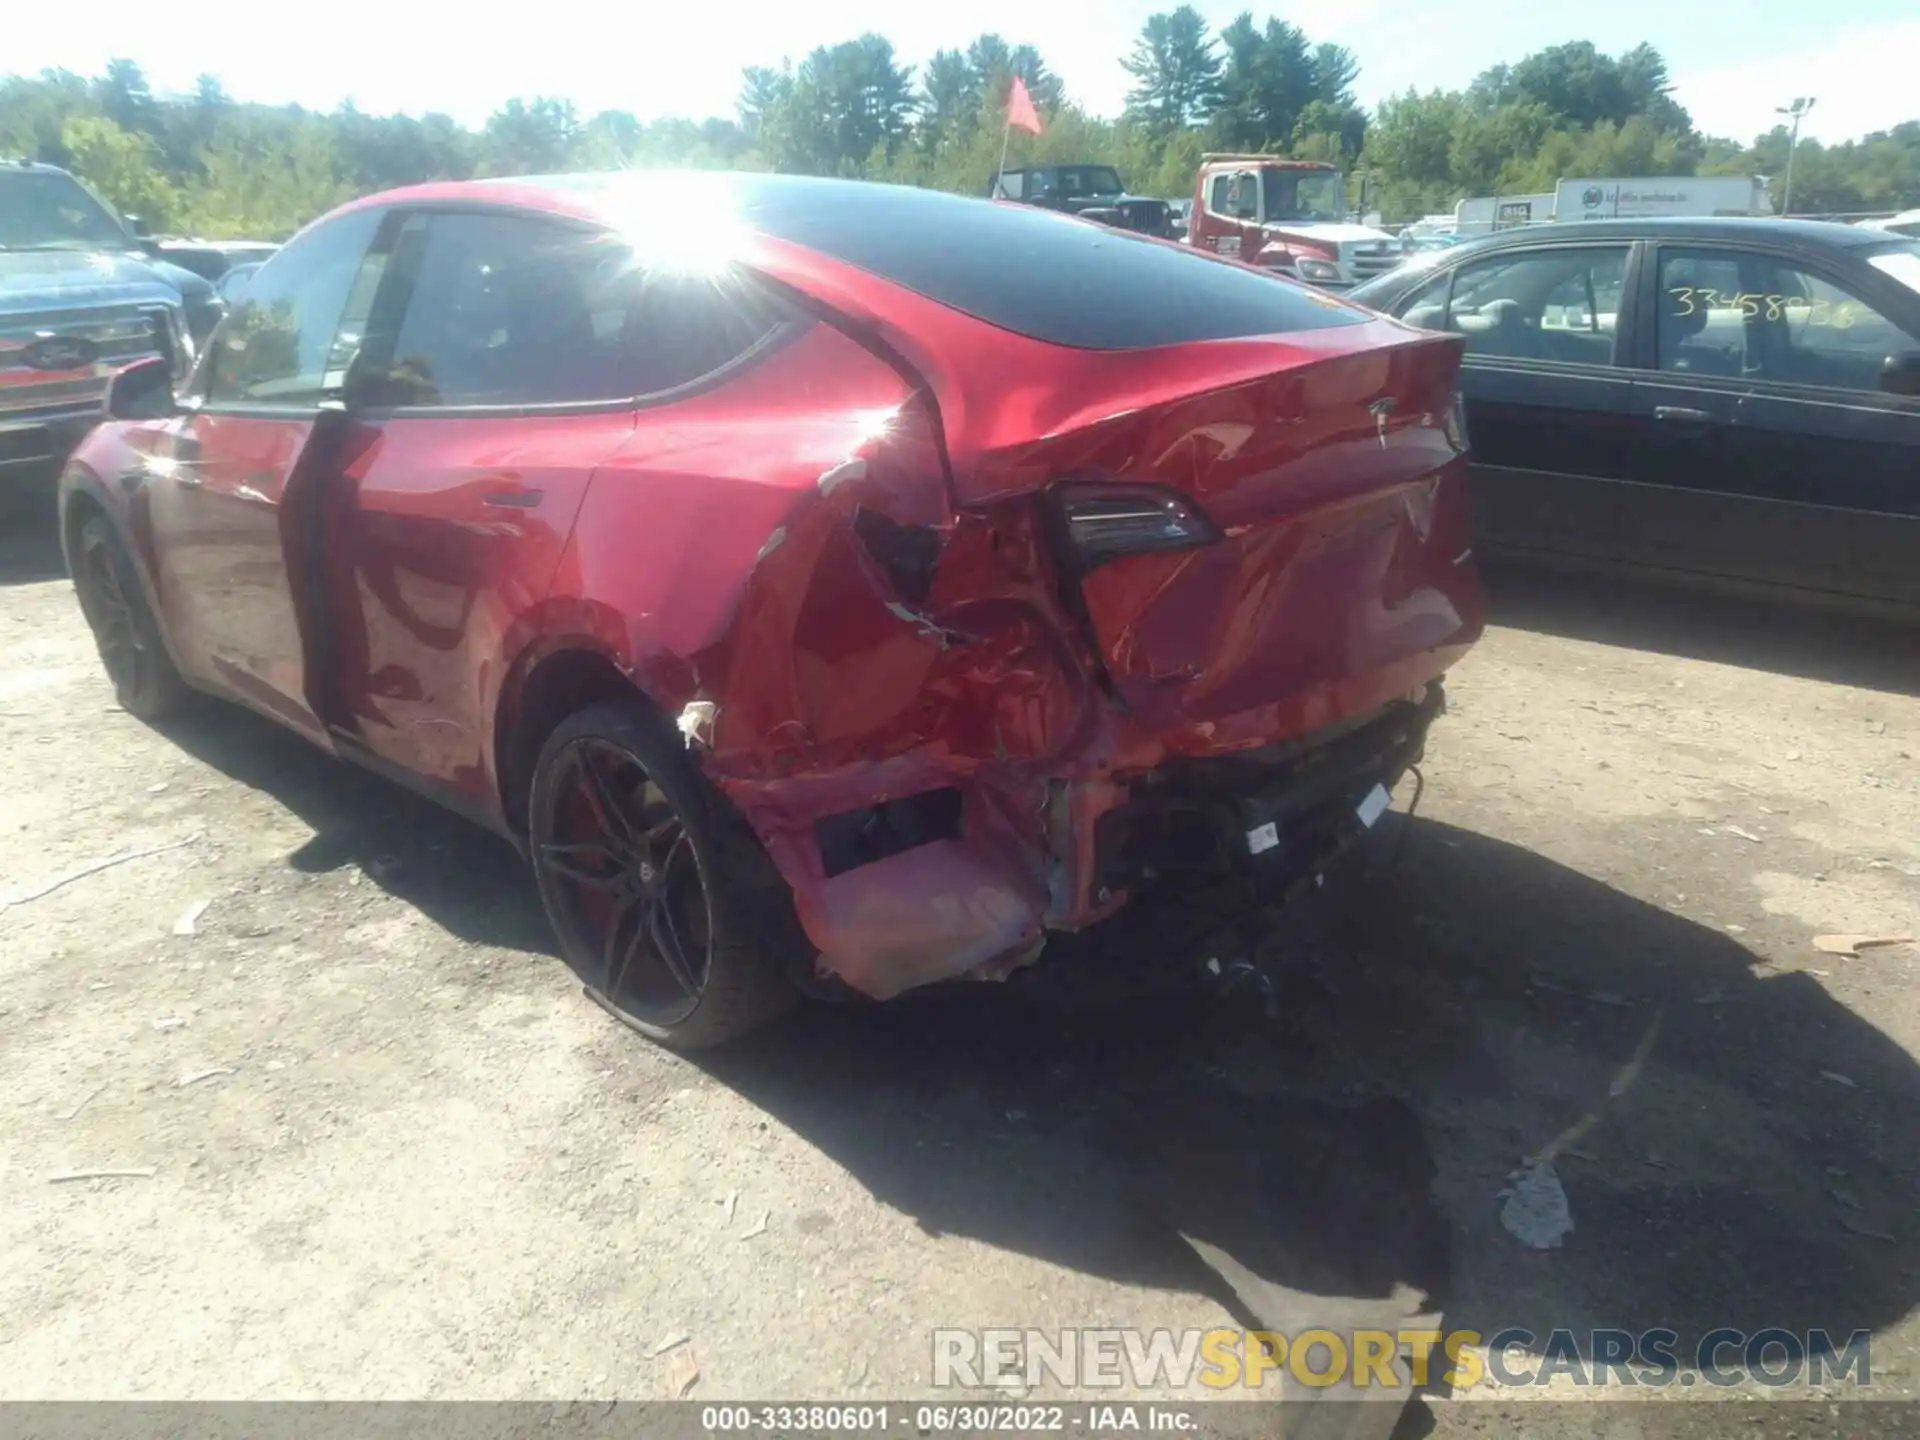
[700,1405,1197,1433]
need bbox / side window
[1444,247,1627,364]
[204,208,383,406]
[1208,172,1257,220]
[624,272,793,398]
[372,213,637,407]
[1657,249,1754,377]
[364,210,790,409]
[1394,270,1453,331]
[1755,259,1920,395]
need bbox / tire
[71,513,190,720]
[527,697,800,1050]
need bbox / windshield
[1868,245,1920,298]
[0,171,131,251]
[1260,169,1345,224]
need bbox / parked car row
[151,237,281,283]
[976,159,1920,622]
[27,165,1920,1046]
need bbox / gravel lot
[2,512,1917,1424]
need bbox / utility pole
[1776,96,1816,215]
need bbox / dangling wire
[1387,764,1426,875]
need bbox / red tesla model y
[61,171,1483,1048]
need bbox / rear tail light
[1443,387,1469,453]
[1053,481,1222,570]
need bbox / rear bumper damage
[709,667,1453,1003]
[658,322,1481,1002]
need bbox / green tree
[480,98,578,176]
[1310,44,1359,107]
[0,69,96,167]
[96,59,157,139]
[1122,7,1224,134]
[1210,14,1315,151]
[738,65,791,140]
[1503,41,1630,129]
[965,35,1012,102]
[1294,98,1367,166]
[917,49,974,151]
[1,43,1910,249]
[61,114,177,228]
[182,111,353,237]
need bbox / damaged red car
[61,172,1483,1048]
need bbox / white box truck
[1448,176,1774,236]
[1553,176,1773,219]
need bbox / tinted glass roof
[497,171,1366,350]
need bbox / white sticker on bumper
[1357,783,1392,829]
[1246,821,1280,855]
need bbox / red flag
[1006,75,1043,135]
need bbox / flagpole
[994,115,1012,196]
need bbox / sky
[9,0,1917,145]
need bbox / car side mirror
[124,213,152,238]
[1880,351,1920,398]
[106,357,177,421]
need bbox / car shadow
[0,502,67,587]
[154,699,553,956]
[155,691,1920,1403]
[683,814,1919,1392]
[1481,561,1920,698]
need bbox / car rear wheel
[72,513,189,720]
[527,699,799,1050]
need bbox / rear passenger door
[314,209,646,814]
[1403,242,1638,564]
[315,207,805,820]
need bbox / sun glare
[598,177,752,281]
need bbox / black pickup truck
[2,160,222,500]
[988,165,1176,239]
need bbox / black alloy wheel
[527,700,798,1049]
[71,514,188,719]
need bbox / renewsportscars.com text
[933,1326,1872,1390]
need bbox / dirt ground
[2,509,1917,1425]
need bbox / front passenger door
[1630,246,1920,611]
[1723,255,1920,611]
[144,207,388,743]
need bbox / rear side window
[744,184,1364,349]
[366,211,788,409]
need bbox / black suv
[989,165,1175,239]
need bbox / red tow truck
[1185,154,1403,291]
